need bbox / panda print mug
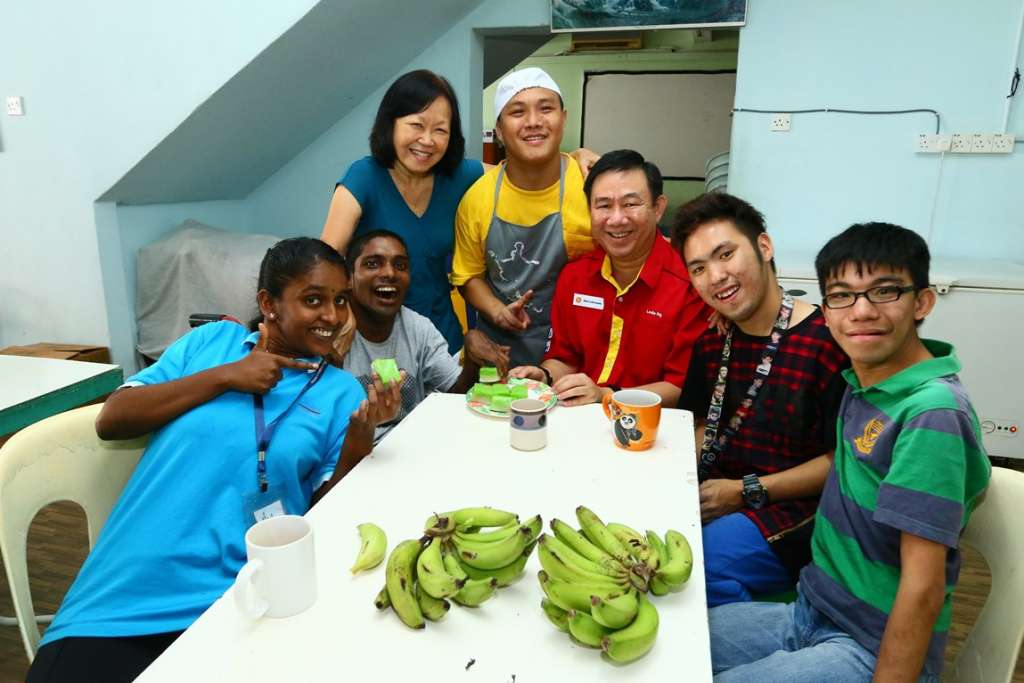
[601,389,662,451]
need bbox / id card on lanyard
[698,292,794,481]
[245,360,327,524]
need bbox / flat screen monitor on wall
[582,70,737,180]
[552,0,746,33]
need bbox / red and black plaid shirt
[680,308,848,550]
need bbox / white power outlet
[5,96,24,116]
[770,113,791,132]
[970,133,993,153]
[950,133,971,153]
[992,133,1015,154]
[916,134,951,153]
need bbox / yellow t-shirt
[451,154,594,286]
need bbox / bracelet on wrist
[540,366,554,386]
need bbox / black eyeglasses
[822,285,918,310]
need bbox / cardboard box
[0,343,111,364]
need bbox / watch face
[743,477,767,509]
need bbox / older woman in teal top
[321,70,597,355]
[321,70,481,354]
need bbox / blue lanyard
[698,291,794,481]
[252,361,327,492]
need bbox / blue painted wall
[0,0,317,363]
[729,0,1024,263]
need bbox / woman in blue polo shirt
[28,238,400,683]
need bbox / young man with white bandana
[452,67,594,367]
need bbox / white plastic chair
[949,466,1024,683]
[0,403,147,661]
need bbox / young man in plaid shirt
[672,193,848,607]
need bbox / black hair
[671,192,775,272]
[249,238,346,330]
[814,222,930,294]
[346,228,409,265]
[369,70,465,176]
[583,149,663,202]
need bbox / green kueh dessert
[509,384,529,400]
[490,394,513,413]
[371,358,401,384]
[479,366,500,383]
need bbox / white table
[0,355,122,436]
[140,393,710,682]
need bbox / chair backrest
[0,403,147,660]
[949,466,1024,683]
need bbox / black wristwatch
[741,474,769,510]
[540,366,554,387]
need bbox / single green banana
[541,598,569,632]
[657,529,694,589]
[441,542,469,581]
[537,536,628,590]
[544,575,625,614]
[646,530,669,567]
[454,526,531,570]
[568,610,612,648]
[452,577,498,607]
[648,575,671,596]
[576,506,632,565]
[590,591,639,629]
[415,582,450,621]
[416,536,465,599]
[607,522,644,544]
[373,585,390,610]
[550,518,615,564]
[385,539,425,629]
[601,594,659,663]
[453,519,519,544]
[542,533,630,579]
[351,522,387,574]
[521,513,544,542]
[458,540,536,586]
[450,506,518,528]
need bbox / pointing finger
[257,323,269,352]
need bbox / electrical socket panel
[916,134,951,153]
[5,96,23,116]
[950,133,971,153]
[770,113,791,132]
[992,133,1015,154]
[980,418,1019,437]
[970,133,993,153]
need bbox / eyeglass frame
[822,285,919,310]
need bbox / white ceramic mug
[510,398,547,451]
[233,515,317,619]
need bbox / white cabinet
[777,256,1024,460]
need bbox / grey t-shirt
[343,307,462,443]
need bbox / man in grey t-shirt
[342,229,510,442]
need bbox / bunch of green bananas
[374,506,542,629]
[538,506,693,664]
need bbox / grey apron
[477,157,569,367]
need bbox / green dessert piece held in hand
[479,366,500,383]
[371,358,401,385]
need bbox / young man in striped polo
[708,222,991,681]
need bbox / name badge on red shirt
[573,293,605,310]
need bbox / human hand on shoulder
[223,323,319,394]
[553,373,608,406]
[698,478,744,523]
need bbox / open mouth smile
[374,285,400,303]
[714,285,739,302]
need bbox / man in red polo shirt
[510,149,710,406]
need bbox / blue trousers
[710,590,939,682]
[703,512,793,607]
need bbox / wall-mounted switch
[6,96,24,116]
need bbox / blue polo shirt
[41,321,365,644]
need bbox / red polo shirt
[545,236,711,389]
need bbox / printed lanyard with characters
[247,360,327,522]
[698,291,794,481]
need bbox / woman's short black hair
[815,222,930,294]
[250,237,347,330]
[369,70,465,176]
